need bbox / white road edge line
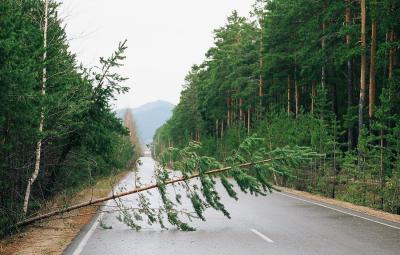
[277,192,400,231]
[71,199,112,255]
[70,174,133,255]
[250,228,274,243]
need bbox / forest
[154,0,400,215]
[0,0,141,235]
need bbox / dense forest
[0,0,139,235]
[154,0,400,214]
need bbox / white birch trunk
[23,0,48,215]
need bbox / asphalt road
[64,156,400,255]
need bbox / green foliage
[154,0,400,215]
[0,0,137,235]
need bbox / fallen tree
[17,158,273,227]
[17,137,319,231]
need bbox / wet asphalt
[63,156,400,255]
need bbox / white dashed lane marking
[250,228,274,243]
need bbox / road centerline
[250,228,274,243]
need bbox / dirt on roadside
[280,186,400,224]
[0,171,131,255]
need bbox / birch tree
[23,0,49,216]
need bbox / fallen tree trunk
[17,158,274,228]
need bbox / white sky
[59,0,254,109]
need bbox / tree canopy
[155,0,400,214]
[0,0,137,235]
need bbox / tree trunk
[311,82,315,114]
[216,119,219,138]
[259,17,263,99]
[259,41,263,106]
[332,120,338,199]
[227,110,230,128]
[287,74,291,116]
[369,16,377,118]
[247,107,251,134]
[321,0,327,89]
[295,69,299,118]
[358,0,367,136]
[388,31,394,79]
[295,79,299,118]
[243,108,246,127]
[23,0,49,215]
[233,99,236,124]
[221,121,224,139]
[379,129,384,209]
[258,19,264,119]
[333,79,339,117]
[239,98,243,122]
[227,98,231,128]
[346,0,354,149]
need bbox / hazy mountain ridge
[116,100,174,145]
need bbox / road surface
[64,156,400,255]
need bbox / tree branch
[17,158,273,228]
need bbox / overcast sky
[59,0,255,109]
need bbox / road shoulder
[0,171,131,255]
[279,186,400,225]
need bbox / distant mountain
[116,100,174,145]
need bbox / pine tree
[154,0,400,215]
[359,0,367,135]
